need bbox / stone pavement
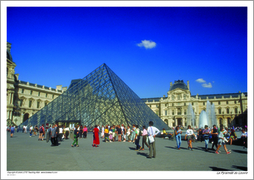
[6,130,248,173]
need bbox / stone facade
[6,42,67,126]
[142,80,247,128]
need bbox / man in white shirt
[147,121,160,158]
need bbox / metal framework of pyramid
[21,64,169,130]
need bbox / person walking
[116,125,122,142]
[215,125,231,154]
[38,124,45,141]
[185,125,195,151]
[211,125,218,150]
[175,126,182,150]
[71,125,79,147]
[141,125,149,150]
[127,126,131,142]
[10,125,15,138]
[83,125,87,138]
[93,125,100,147]
[29,126,33,137]
[147,121,160,158]
[202,125,210,151]
[134,125,142,151]
[101,125,105,139]
[50,125,56,146]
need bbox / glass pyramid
[21,64,169,130]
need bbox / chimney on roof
[187,80,189,90]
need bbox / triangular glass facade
[21,64,169,130]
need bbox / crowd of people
[8,122,248,157]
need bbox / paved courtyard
[6,130,249,173]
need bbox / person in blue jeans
[175,126,182,150]
[202,125,210,151]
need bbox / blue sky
[6,6,248,98]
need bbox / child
[104,126,109,142]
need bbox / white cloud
[202,83,212,88]
[137,40,156,49]
[196,78,206,83]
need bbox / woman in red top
[92,125,100,147]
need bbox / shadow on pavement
[232,165,247,171]
[129,147,136,150]
[232,150,247,154]
[209,166,231,171]
[137,152,148,157]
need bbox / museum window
[192,102,194,106]
[20,99,23,106]
[172,103,174,106]
[234,101,237,104]
[172,110,174,115]
[218,108,221,114]
[38,92,40,96]
[177,108,181,115]
[172,95,174,100]
[29,100,32,108]
[218,101,220,105]
[37,101,40,108]
[235,108,237,114]
[203,102,205,105]
[30,90,33,95]
[45,102,47,106]
[184,110,186,115]
[227,108,229,114]
[226,101,228,104]
[45,93,47,98]
[184,94,186,100]
[184,103,186,106]
[52,94,54,99]
[22,89,24,93]
[177,95,180,100]
[165,110,167,116]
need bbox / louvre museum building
[6,42,247,129]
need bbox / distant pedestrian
[215,125,231,154]
[104,126,109,142]
[134,125,142,151]
[185,125,195,151]
[127,126,131,142]
[93,125,100,147]
[141,126,149,150]
[79,125,83,139]
[202,125,210,151]
[71,125,79,147]
[34,125,38,136]
[50,125,56,146]
[29,126,33,137]
[229,129,237,145]
[147,121,160,158]
[116,125,122,142]
[83,126,87,138]
[39,124,45,141]
[175,126,182,150]
[241,129,247,148]
[211,125,218,150]
[10,125,15,138]
[101,125,105,139]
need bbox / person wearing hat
[202,125,210,151]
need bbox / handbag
[148,135,154,143]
